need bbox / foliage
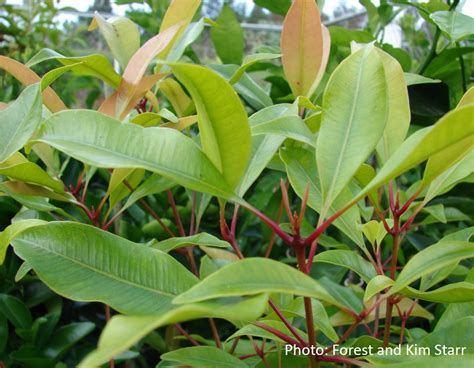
[0,0,473,367]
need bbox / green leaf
[27,49,121,87]
[404,73,441,86]
[162,346,247,368]
[229,53,281,84]
[173,258,339,306]
[319,277,364,314]
[351,105,474,205]
[227,320,306,344]
[0,219,46,264]
[0,153,64,193]
[421,94,474,188]
[401,282,474,303]
[237,104,292,196]
[79,294,268,368]
[457,86,474,107]
[152,233,230,253]
[422,204,447,223]
[317,45,388,216]
[36,110,237,200]
[0,84,42,163]
[15,262,32,282]
[361,220,388,248]
[210,64,273,110]
[166,19,206,64]
[424,150,474,202]
[40,62,85,90]
[442,227,474,242]
[89,13,140,70]
[44,322,95,359]
[430,11,474,42]
[11,222,198,315]
[419,316,474,354]
[0,294,32,329]
[281,0,329,97]
[375,49,410,163]
[280,147,365,247]
[117,174,174,216]
[313,250,377,283]
[390,241,474,295]
[170,64,251,189]
[254,0,291,16]
[251,115,316,147]
[364,275,392,302]
[108,168,145,209]
[210,4,244,64]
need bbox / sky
[4,0,474,19]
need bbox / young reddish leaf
[109,25,179,118]
[0,56,66,112]
[281,0,329,97]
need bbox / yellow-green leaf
[375,48,410,163]
[170,64,251,189]
[317,45,388,217]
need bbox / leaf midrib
[16,238,176,297]
[322,50,366,214]
[38,136,232,197]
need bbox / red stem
[189,192,196,235]
[264,197,284,258]
[175,324,200,346]
[244,203,293,244]
[252,322,304,348]
[268,299,307,346]
[167,190,186,237]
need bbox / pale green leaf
[11,222,198,315]
[237,104,293,196]
[229,53,281,84]
[0,219,46,264]
[404,73,441,86]
[317,45,388,216]
[364,275,392,303]
[227,320,306,344]
[0,152,64,193]
[351,105,474,206]
[27,49,121,87]
[162,346,247,368]
[401,282,474,303]
[424,150,474,202]
[390,241,474,295]
[375,49,410,163]
[430,11,474,42]
[313,250,377,283]
[89,13,140,70]
[36,110,238,200]
[79,294,268,368]
[173,258,339,306]
[251,115,316,147]
[0,84,42,163]
[152,233,230,253]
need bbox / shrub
[0,0,473,367]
